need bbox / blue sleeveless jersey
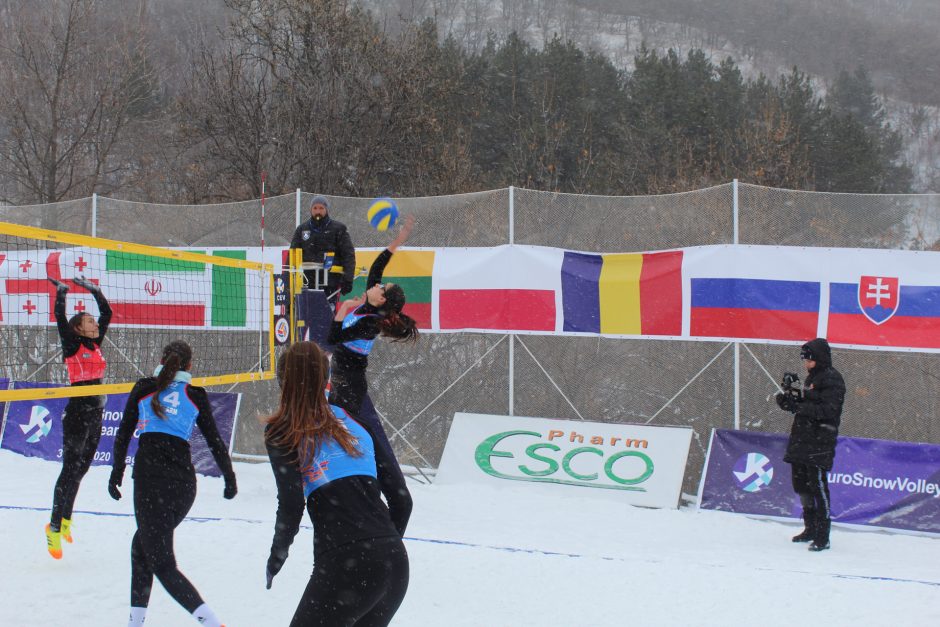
[300,405,376,498]
[341,306,379,355]
[137,381,200,441]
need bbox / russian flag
[828,283,940,349]
[561,251,682,335]
[691,278,820,340]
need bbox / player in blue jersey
[327,214,417,459]
[109,341,237,627]
[264,341,412,627]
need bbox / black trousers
[790,463,832,544]
[50,396,104,527]
[130,474,204,613]
[290,537,409,627]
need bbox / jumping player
[109,341,237,627]
[44,276,112,559]
[327,213,417,459]
[265,341,412,627]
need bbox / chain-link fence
[3,183,939,497]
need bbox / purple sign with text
[700,429,940,534]
[0,382,240,477]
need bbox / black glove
[108,472,123,500]
[223,474,238,499]
[775,392,799,413]
[339,278,354,295]
[72,275,100,293]
[266,548,288,589]
[48,277,69,293]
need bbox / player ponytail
[379,284,418,343]
[151,341,193,419]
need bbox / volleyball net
[0,221,276,401]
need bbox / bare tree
[0,0,159,206]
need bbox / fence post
[508,185,515,416]
[732,179,740,430]
[295,188,302,227]
[91,193,97,237]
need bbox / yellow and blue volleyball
[367,197,399,231]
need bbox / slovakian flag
[561,251,682,335]
[828,277,940,349]
[434,246,557,332]
[342,249,434,329]
[690,278,820,340]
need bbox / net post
[295,188,302,227]
[91,193,97,237]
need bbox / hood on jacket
[800,337,832,369]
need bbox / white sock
[192,603,222,627]
[128,607,147,626]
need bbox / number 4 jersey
[111,371,234,483]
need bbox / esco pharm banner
[436,413,692,509]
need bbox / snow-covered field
[1,449,937,626]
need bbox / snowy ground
[1,449,938,626]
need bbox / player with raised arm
[327,214,417,460]
[44,275,112,559]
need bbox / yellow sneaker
[45,524,62,559]
[60,518,73,544]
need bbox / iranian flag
[0,248,249,329]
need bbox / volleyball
[367,197,399,231]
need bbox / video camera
[780,371,803,400]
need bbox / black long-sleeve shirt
[326,249,394,369]
[265,413,412,559]
[55,285,112,385]
[112,377,235,484]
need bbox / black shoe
[808,540,830,552]
[792,530,813,543]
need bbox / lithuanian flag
[343,250,434,329]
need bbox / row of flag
[4,244,939,351]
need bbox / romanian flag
[343,250,434,329]
[690,278,819,340]
[561,251,682,335]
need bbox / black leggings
[329,365,396,464]
[291,537,409,627]
[51,396,104,527]
[791,463,832,543]
[130,474,204,612]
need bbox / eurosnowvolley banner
[0,382,240,477]
[699,429,940,534]
[5,243,940,351]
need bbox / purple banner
[700,429,940,534]
[0,382,240,477]
[0,377,8,430]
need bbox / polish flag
[432,246,561,332]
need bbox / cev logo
[733,452,774,492]
[474,430,655,492]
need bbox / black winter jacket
[783,338,845,471]
[289,215,356,284]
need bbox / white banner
[436,413,693,508]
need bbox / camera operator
[290,195,356,303]
[775,338,845,552]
